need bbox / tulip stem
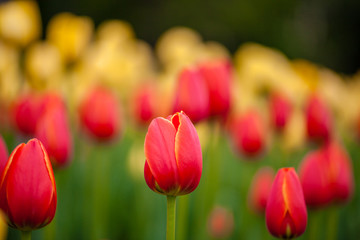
[21,231,31,240]
[166,195,176,240]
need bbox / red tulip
[266,168,307,239]
[207,206,234,239]
[35,98,72,168]
[131,84,157,125]
[305,94,332,143]
[228,110,266,158]
[248,166,274,213]
[269,92,293,132]
[0,138,57,230]
[300,140,354,207]
[12,93,47,135]
[298,149,332,207]
[79,87,121,141]
[173,67,209,123]
[0,136,8,176]
[198,59,232,118]
[144,111,202,196]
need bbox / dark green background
[37,0,360,74]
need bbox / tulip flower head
[0,138,57,230]
[305,94,333,143]
[144,111,202,196]
[248,166,274,213]
[299,140,354,207]
[35,99,72,168]
[79,87,121,142]
[198,59,232,118]
[173,67,209,123]
[228,110,266,158]
[269,92,293,132]
[132,84,157,125]
[207,206,234,239]
[266,168,307,239]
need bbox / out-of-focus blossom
[269,91,293,132]
[0,139,57,230]
[305,94,333,143]
[0,136,8,176]
[266,168,307,239]
[47,13,93,62]
[131,83,158,126]
[156,27,202,69]
[282,109,306,152]
[35,95,72,168]
[25,41,63,89]
[97,20,134,47]
[173,66,209,123]
[299,140,354,207]
[207,206,234,239]
[144,111,202,196]
[228,110,267,158]
[198,59,232,118]
[11,92,47,135]
[0,0,41,47]
[292,60,319,92]
[248,166,274,213]
[79,86,122,142]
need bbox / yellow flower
[0,0,41,47]
[47,12,93,62]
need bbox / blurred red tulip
[12,93,47,135]
[228,110,266,158]
[35,97,72,168]
[198,59,232,118]
[173,67,209,123]
[305,94,332,143]
[248,166,274,213]
[207,206,234,239]
[0,138,57,230]
[266,167,307,239]
[79,87,121,141]
[0,136,8,176]
[299,149,333,207]
[269,92,292,132]
[299,140,354,208]
[131,84,157,125]
[144,111,202,196]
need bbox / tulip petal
[174,112,202,194]
[6,139,55,230]
[144,117,179,193]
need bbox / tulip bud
[144,111,202,196]
[0,138,57,230]
[269,92,293,132]
[207,206,234,239]
[79,87,121,141]
[228,110,266,158]
[198,59,232,118]
[300,140,354,207]
[11,93,46,135]
[131,84,157,125]
[35,96,72,168]
[0,136,8,176]
[248,166,274,213]
[266,168,307,239]
[305,94,332,143]
[173,67,209,123]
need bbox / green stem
[21,231,31,240]
[327,207,338,240]
[176,195,189,240]
[166,195,176,240]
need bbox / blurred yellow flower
[25,41,63,89]
[47,12,93,62]
[0,0,41,47]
